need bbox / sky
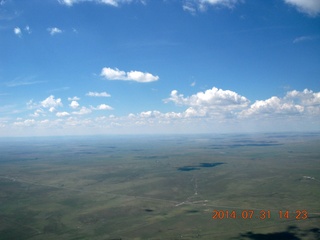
[0,0,319,136]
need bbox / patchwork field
[0,133,319,239]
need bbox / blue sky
[0,0,319,136]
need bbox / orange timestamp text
[212,210,308,220]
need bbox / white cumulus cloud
[14,27,22,37]
[13,119,36,127]
[49,107,56,112]
[25,25,31,34]
[6,86,320,135]
[164,87,249,118]
[200,0,241,8]
[183,2,197,14]
[240,89,320,117]
[72,106,92,115]
[56,111,70,117]
[95,104,113,110]
[68,96,80,101]
[183,0,242,13]
[101,67,159,83]
[47,27,62,35]
[41,95,63,108]
[70,100,80,109]
[139,111,152,118]
[86,91,111,97]
[285,89,320,114]
[240,96,304,117]
[166,87,249,108]
[30,109,45,118]
[284,0,320,16]
[58,0,75,5]
[13,26,32,37]
[58,0,142,7]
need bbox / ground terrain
[0,133,319,239]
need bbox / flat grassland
[0,133,319,240]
